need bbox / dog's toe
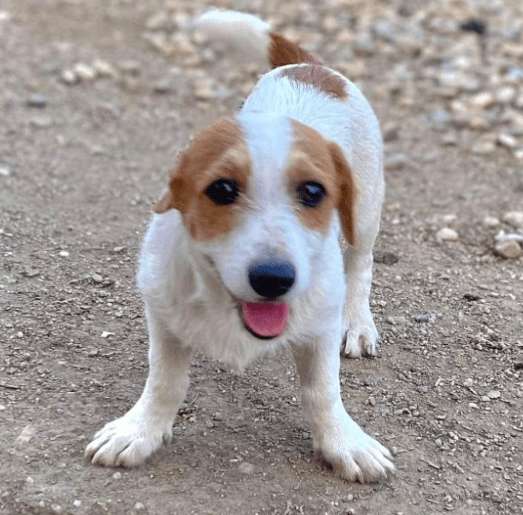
[342,329,378,359]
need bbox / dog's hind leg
[85,305,192,467]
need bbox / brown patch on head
[154,118,251,241]
[269,32,323,68]
[288,120,357,245]
[281,65,347,101]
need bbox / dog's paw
[85,413,172,468]
[341,321,379,358]
[315,418,394,483]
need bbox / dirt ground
[1,0,522,514]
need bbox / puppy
[85,10,393,482]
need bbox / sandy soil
[1,1,522,514]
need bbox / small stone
[495,240,522,259]
[482,216,500,228]
[59,250,69,257]
[101,331,114,338]
[119,60,142,75]
[0,405,6,411]
[442,214,457,226]
[60,69,77,84]
[498,133,518,149]
[238,462,255,475]
[435,438,443,447]
[112,472,122,479]
[132,502,147,513]
[16,425,36,444]
[154,79,173,94]
[468,91,495,110]
[472,139,495,155]
[382,121,399,141]
[368,396,376,406]
[385,153,410,171]
[391,446,398,456]
[481,396,490,402]
[463,378,474,388]
[92,58,115,78]
[73,63,96,81]
[26,477,34,485]
[387,316,407,327]
[514,148,523,161]
[30,116,52,128]
[193,79,215,101]
[502,211,523,228]
[73,500,82,508]
[495,86,517,104]
[92,273,103,283]
[27,94,47,108]
[0,166,11,177]
[416,314,429,323]
[145,11,170,30]
[436,228,459,242]
[487,390,501,399]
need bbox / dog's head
[155,112,356,339]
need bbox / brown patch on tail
[269,32,322,68]
[281,65,347,101]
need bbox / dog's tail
[194,10,323,70]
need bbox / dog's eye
[297,181,326,208]
[204,179,240,206]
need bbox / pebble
[0,166,11,177]
[26,476,34,485]
[441,214,457,225]
[487,390,501,399]
[463,378,474,387]
[16,424,36,444]
[471,139,495,155]
[498,133,518,149]
[131,502,147,514]
[112,472,122,479]
[30,116,52,128]
[73,63,97,81]
[468,91,494,110]
[59,250,69,257]
[27,94,47,108]
[385,153,410,171]
[73,500,82,507]
[502,211,523,228]
[92,58,116,78]
[238,462,255,475]
[495,241,522,259]
[92,273,103,283]
[436,227,459,242]
[482,216,500,228]
[60,69,77,84]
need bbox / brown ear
[329,142,357,246]
[153,157,191,214]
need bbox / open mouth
[239,301,289,340]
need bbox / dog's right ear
[153,155,191,214]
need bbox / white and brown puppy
[85,10,392,482]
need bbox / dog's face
[155,112,356,339]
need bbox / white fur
[85,10,393,483]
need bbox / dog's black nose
[248,261,296,300]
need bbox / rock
[495,240,521,259]
[30,116,52,128]
[193,79,215,101]
[92,58,116,78]
[60,69,77,84]
[27,94,47,108]
[487,390,501,399]
[495,86,517,104]
[385,153,410,171]
[472,139,495,155]
[145,11,170,31]
[59,250,69,257]
[16,424,36,444]
[482,216,500,228]
[112,472,122,479]
[463,378,474,388]
[73,63,97,81]
[514,148,523,161]
[92,274,103,283]
[468,91,495,110]
[0,166,11,177]
[119,60,142,75]
[502,211,523,228]
[497,133,517,149]
[436,227,459,241]
[441,214,457,225]
[382,121,399,141]
[238,462,255,475]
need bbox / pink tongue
[241,302,289,337]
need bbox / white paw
[341,320,379,358]
[85,410,172,468]
[315,417,394,482]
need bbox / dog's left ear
[329,142,357,246]
[153,154,192,214]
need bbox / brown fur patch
[154,118,251,241]
[269,32,322,68]
[289,121,357,245]
[281,65,347,101]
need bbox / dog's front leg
[291,335,394,482]
[85,305,192,467]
